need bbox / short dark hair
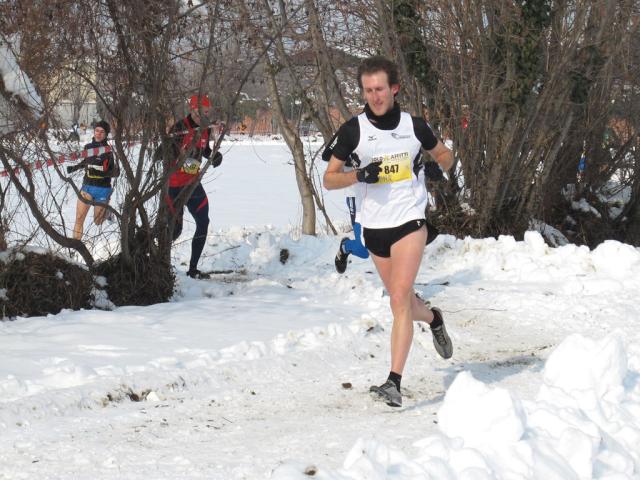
[95,120,110,136]
[357,56,399,89]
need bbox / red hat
[189,94,211,110]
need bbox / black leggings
[168,183,210,271]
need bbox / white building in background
[54,100,98,130]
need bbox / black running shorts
[363,219,426,258]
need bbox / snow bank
[3,198,640,479]
[272,332,640,479]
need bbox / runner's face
[191,107,210,124]
[94,127,106,141]
[361,71,399,116]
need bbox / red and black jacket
[168,114,212,187]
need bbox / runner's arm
[323,156,359,190]
[202,127,213,159]
[413,117,454,173]
[323,119,359,190]
[66,158,89,174]
[104,152,118,177]
[427,140,454,173]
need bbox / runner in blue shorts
[80,184,112,203]
[66,120,117,240]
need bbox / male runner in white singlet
[323,56,454,407]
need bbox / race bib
[371,152,412,184]
[86,162,105,179]
[182,157,201,175]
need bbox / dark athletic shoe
[369,380,402,407]
[334,237,350,274]
[430,307,453,359]
[187,269,211,280]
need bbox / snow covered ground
[1,136,640,479]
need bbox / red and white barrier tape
[0,143,142,177]
[1,131,219,178]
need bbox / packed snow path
[2,230,640,479]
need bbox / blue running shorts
[81,184,113,203]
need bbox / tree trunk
[264,61,316,235]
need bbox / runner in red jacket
[166,95,222,279]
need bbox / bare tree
[237,0,374,235]
[6,0,635,315]
[0,0,266,305]
[383,1,640,245]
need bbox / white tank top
[354,112,427,228]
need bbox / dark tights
[168,182,210,271]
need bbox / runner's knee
[388,287,414,309]
[194,211,209,234]
[172,219,183,240]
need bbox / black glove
[212,151,223,168]
[424,160,444,181]
[356,162,381,184]
[66,164,81,174]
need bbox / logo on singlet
[367,135,377,141]
[391,133,411,139]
